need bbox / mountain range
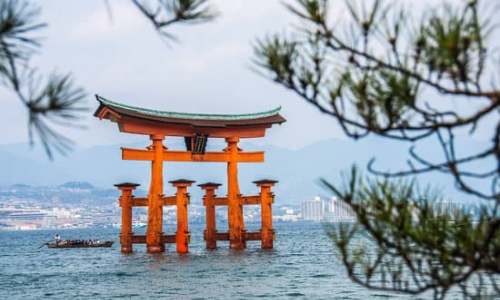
[0,136,492,204]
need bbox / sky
[0,0,495,153]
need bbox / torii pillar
[169,179,194,253]
[199,182,222,250]
[226,137,246,250]
[254,179,278,249]
[147,134,165,253]
[115,182,140,253]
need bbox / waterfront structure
[94,95,285,253]
[301,196,325,221]
[327,196,356,222]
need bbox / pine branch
[255,0,500,298]
[131,0,217,41]
[0,0,86,159]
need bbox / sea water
[0,222,477,299]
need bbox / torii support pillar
[147,134,165,254]
[226,137,246,250]
[169,179,194,253]
[199,182,222,250]
[254,179,278,249]
[115,182,140,253]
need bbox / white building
[301,196,325,221]
[326,196,356,221]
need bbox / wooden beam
[241,195,261,205]
[119,115,272,138]
[243,231,262,241]
[204,196,261,206]
[131,235,146,244]
[166,151,225,162]
[161,196,177,206]
[122,147,264,163]
[122,147,154,161]
[238,152,264,163]
[215,232,230,241]
[160,235,176,244]
[131,196,176,207]
[205,197,228,206]
[212,231,262,241]
[131,197,148,207]
[130,234,176,244]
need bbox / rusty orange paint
[255,181,277,249]
[204,196,228,206]
[226,137,246,250]
[121,147,264,163]
[129,196,176,207]
[201,185,219,250]
[261,187,273,249]
[171,181,193,253]
[117,184,137,253]
[146,134,165,253]
[96,106,121,121]
[119,115,272,138]
[97,97,286,253]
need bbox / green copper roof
[96,95,282,121]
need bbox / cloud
[173,42,248,75]
[213,0,282,20]
[66,1,147,43]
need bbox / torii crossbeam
[94,95,286,253]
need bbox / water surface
[0,222,466,299]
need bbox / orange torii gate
[94,95,286,253]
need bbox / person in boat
[55,233,60,245]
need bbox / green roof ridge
[96,95,282,121]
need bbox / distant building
[325,196,356,222]
[301,196,325,221]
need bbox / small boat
[46,241,114,248]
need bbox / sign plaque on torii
[94,95,286,253]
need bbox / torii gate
[94,95,286,253]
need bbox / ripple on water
[371,293,396,298]
[0,222,474,300]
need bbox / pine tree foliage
[254,0,500,298]
[0,0,215,159]
[131,0,217,40]
[0,1,85,159]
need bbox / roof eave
[95,94,285,122]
